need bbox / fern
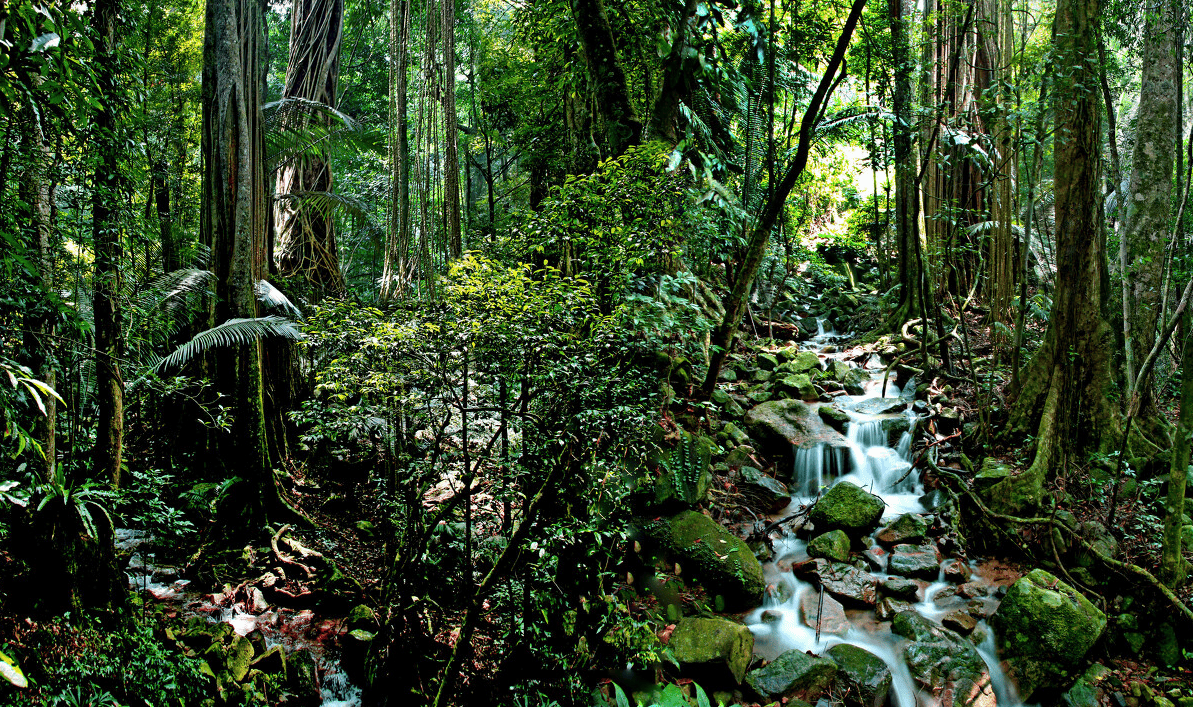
[663,431,707,505]
[255,280,304,319]
[155,316,305,373]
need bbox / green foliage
[155,316,305,373]
[663,431,705,505]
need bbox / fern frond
[155,316,305,373]
[255,280,304,319]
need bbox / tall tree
[202,0,284,524]
[442,0,462,259]
[1006,0,1114,492]
[886,0,920,327]
[381,0,412,299]
[92,0,125,487]
[570,0,642,159]
[273,0,346,297]
[1121,0,1179,422]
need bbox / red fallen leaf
[658,624,676,644]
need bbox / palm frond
[264,97,383,174]
[273,191,382,235]
[155,316,305,374]
[255,280,304,319]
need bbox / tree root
[931,464,1193,626]
[271,524,317,580]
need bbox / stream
[745,321,1028,707]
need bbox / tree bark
[1122,1,1178,416]
[699,0,866,396]
[274,0,346,297]
[92,0,125,488]
[887,0,920,327]
[1161,311,1192,587]
[647,0,698,145]
[381,0,412,299]
[202,0,281,525]
[1007,0,1115,479]
[569,0,642,158]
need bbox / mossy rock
[875,513,929,546]
[757,353,781,371]
[809,481,885,536]
[669,617,755,685]
[745,649,837,702]
[807,530,850,562]
[825,643,893,707]
[977,457,1043,516]
[781,351,822,373]
[650,511,765,608]
[346,604,379,634]
[743,399,849,476]
[892,611,994,707]
[249,645,286,679]
[818,405,850,433]
[776,374,818,402]
[992,569,1107,698]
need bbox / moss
[809,481,885,535]
[745,649,837,702]
[653,511,765,608]
[669,617,755,685]
[807,530,851,561]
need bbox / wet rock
[875,513,929,546]
[956,582,988,599]
[346,604,379,634]
[862,545,888,572]
[992,569,1107,699]
[942,611,978,635]
[809,481,885,536]
[888,543,941,579]
[781,350,822,373]
[718,367,738,382]
[776,373,819,402]
[825,643,893,707]
[892,611,996,707]
[880,577,922,601]
[670,617,755,685]
[876,597,914,621]
[800,590,850,636]
[744,399,850,473]
[818,405,851,433]
[818,562,879,606]
[758,353,781,371]
[725,445,755,469]
[761,609,783,624]
[287,648,321,704]
[745,649,837,702]
[741,467,791,513]
[807,530,851,562]
[650,510,765,608]
[942,560,972,584]
[847,398,906,416]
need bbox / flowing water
[745,320,1026,707]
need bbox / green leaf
[0,649,26,688]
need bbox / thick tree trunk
[92,0,125,488]
[887,0,920,326]
[647,0,698,145]
[1122,2,1178,415]
[1007,0,1115,480]
[274,0,346,297]
[699,0,866,396]
[569,0,642,158]
[202,0,282,525]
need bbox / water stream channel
[745,322,1027,707]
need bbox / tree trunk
[569,0,642,158]
[1122,1,1178,418]
[442,0,462,259]
[92,0,124,488]
[202,0,281,525]
[274,0,346,297]
[647,0,698,145]
[1007,0,1115,482]
[381,0,412,299]
[887,0,920,326]
[699,0,866,396]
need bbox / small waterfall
[321,667,362,707]
[792,444,850,496]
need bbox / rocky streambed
[631,323,1110,706]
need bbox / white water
[747,322,1024,707]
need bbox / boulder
[745,649,837,703]
[942,611,978,635]
[875,513,929,546]
[876,597,914,621]
[818,405,851,433]
[651,511,765,608]
[892,611,996,707]
[991,569,1107,698]
[776,374,819,402]
[669,617,755,685]
[826,360,868,393]
[740,466,791,513]
[846,398,906,416]
[880,577,922,601]
[809,481,885,535]
[888,543,941,580]
[800,590,849,636]
[825,643,893,707]
[744,399,850,473]
[782,350,822,373]
[862,545,889,572]
[942,560,973,584]
[757,353,781,371]
[817,562,879,606]
[807,530,851,562]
